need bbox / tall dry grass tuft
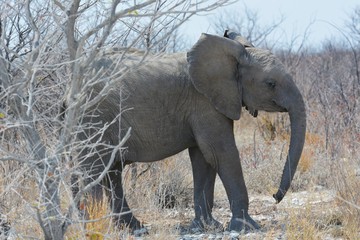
[65,195,121,240]
[285,208,319,240]
[298,149,314,174]
[84,197,114,239]
[283,203,348,240]
[332,158,360,239]
[297,132,324,174]
[258,115,277,141]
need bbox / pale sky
[180,0,359,48]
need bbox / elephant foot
[227,215,260,232]
[114,213,147,235]
[133,227,148,237]
[188,217,223,233]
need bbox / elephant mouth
[272,100,288,113]
[243,101,287,117]
[245,106,258,117]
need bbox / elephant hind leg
[106,165,144,232]
[188,147,223,232]
[70,171,106,224]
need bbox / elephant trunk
[273,88,306,203]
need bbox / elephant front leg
[195,133,260,232]
[189,147,222,232]
[216,150,260,232]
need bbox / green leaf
[128,10,138,15]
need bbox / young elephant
[75,31,306,232]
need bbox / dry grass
[285,209,319,240]
[123,153,193,213]
[84,199,114,239]
[297,132,324,174]
[235,111,359,239]
[332,159,360,239]
[1,111,359,239]
[65,196,120,240]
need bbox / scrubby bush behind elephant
[74,31,306,232]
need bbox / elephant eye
[265,79,276,89]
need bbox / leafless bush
[0,0,235,239]
[212,5,284,48]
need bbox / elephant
[73,31,306,233]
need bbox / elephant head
[187,32,306,203]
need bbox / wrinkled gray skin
[76,32,306,232]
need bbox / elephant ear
[187,33,248,120]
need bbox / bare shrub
[212,5,284,48]
[1,0,235,238]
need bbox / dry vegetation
[1,1,360,239]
